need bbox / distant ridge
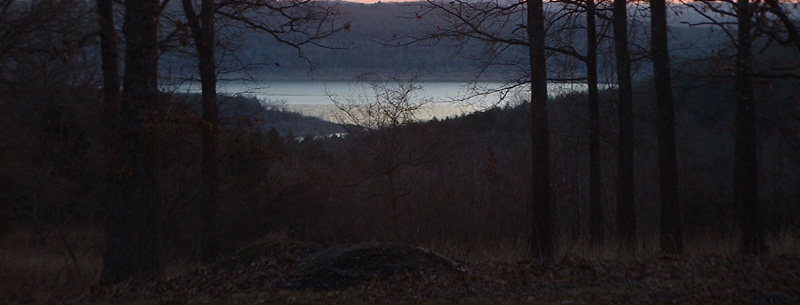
[180,93,346,137]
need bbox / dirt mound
[279,243,463,289]
[211,238,317,271]
[83,251,800,305]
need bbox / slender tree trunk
[735,0,765,254]
[586,0,603,246]
[613,0,636,249]
[181,0,220,260]
[199,0,220,261]
[613,0,636,251]
[101,0,162,284]
[528,0,553,261]
[651,0,683,254]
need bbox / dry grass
[426,230,800,264]
[0,226,103,304]
[766,230,800,255]
[417,237,529,263]
[2,224,799,304]
[86,249,800,305]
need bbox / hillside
[179,93,345,136]
[2,1,800,304]
[81,238,800,305]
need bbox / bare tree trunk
[181,0,220,260]
[101,0,162,284]
[651,0,683,254]
[198,0,220,261]
[613,0,635,251]
[95,0,121,221]
[735,0,765,255]
[95,0,118,110]
[528,0,553,261]
[586,0,603,246]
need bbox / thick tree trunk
[735,0,765,254]
[613,0,636,250]
[95,0,122,225]
[181,0,220,260]
[95,0,119,110]
[528,0,553,261]
[100,0,162,284]
[651,0,683,254]
[586,0,603,246]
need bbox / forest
[1,0,799,304]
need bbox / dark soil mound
[211,238,317,271]
[279,243,463,289]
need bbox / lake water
[169,80,591,121]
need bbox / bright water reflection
[169,80,593,121]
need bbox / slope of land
[79,238,800,305]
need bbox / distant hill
[160,1,738,82]
[179,93,346,136]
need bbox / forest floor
[67,239,800,305]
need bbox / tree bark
[528,0,553,261]
[613,0,636,250]
[586,0,603,246]
[735,0,765,255]
[651,0,683,254]
[95,0,121,226]
[100,0,162,284]
[95,0,119,110]
[181,0,220,261]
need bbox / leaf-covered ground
[79,241,800,305]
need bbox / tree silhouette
[406,0,554,259]
[170,0,347,259]
[331,76,429,240]
[100,0,163,283]
[612,0,635,251]
[650,0,683,254]
[528,0,554,261]
[735,0,765,254]
[180,0,220,261]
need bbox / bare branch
[213,0,348,69]
[763,0,800,53]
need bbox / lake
[168,80,592,121]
